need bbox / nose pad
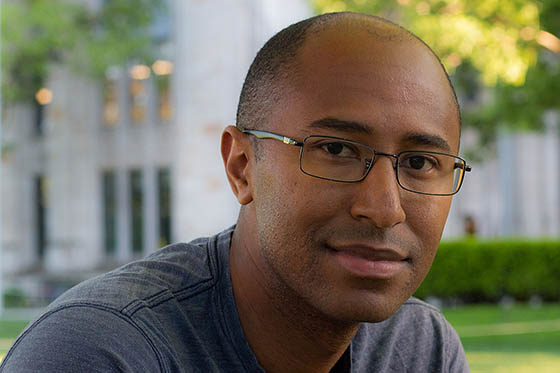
[363,153,398,181]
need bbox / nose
[349,156,406,228]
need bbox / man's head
[236,12,461,134]
[222,12,462,324]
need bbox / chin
[351,305,402,324]
[320,292,409,324]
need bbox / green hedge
[415,239,560,302]
[3,288,28,308]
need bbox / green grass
[0,320,30,361]
[443,303,560,326]
[442,303,560,372]
[0,320,29,340]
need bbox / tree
[312,0,560,148]
[2,0,164,102]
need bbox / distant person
[1,12,472,372]
[464,215,477,236]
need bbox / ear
[221,125,254,205]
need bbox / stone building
[445,116,560,238]
[1,0,311,302]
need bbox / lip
[327,244,408,279]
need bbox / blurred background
[0,0,559,371]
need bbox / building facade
[1,0,312,302]
[445,115,560,238]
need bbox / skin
[221,16,460,373]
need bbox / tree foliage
[313,0,543,86]
[312,0,560,145]
[2,0,164,102]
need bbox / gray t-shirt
[1,227,469,372]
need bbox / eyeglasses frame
[242,129,472,196]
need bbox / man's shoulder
[363,296,450,335]
[0,228,242,372]
[397,296,446,319]
[353,297,468,372]
[52,229,232,313]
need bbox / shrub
[415,239,560,302]
[3,288,28,308]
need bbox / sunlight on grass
[455,319,560,337]
[0,337,18,365]
[467,352,560,373]
[443,304,560,372]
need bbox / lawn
[0,320,30,362]
[1,304,559,371]
[442,303,560,372]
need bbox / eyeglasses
[243,129,472,196]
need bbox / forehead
[271,22,460,152]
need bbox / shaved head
[236,12,460,136]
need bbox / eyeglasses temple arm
[243,129,303,146]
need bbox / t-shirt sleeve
[444,320,470,373]
[0,305,163,372]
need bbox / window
[155,74,172,122]
[102,171,117,254]
[103,78,119,127]
[157,168,172,246]
[129,170,143,253]
[34,175,48,259]
[129,75,148,124]
[34,101,45,135]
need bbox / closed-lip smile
[327,243,409,279]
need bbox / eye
[408,156,428,170]
[401,154,438,172]
[320,142,360,158]
[324,142,343,155]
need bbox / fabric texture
[0,227,469,372]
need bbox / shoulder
[356,297,451,343]
[0,305,164,372]
[394,297,449,325]
[353,297,469,372]
[0,228,235,372]
[53,231,229,312]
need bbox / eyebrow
[402,132,451,152]
[308,117,452,152]
[308,117,372,135]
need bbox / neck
[229,221,360,373]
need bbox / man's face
[248,26,460,323]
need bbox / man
[1,12,471,372]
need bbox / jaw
[229,214,361,372]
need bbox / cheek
[252,171,324,282]
[404,196,452,271]
[406,195,451,235]
[256,160,341,217]
[253,168,344,262]
[252,163,307,241]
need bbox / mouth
[326,244,410,279]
